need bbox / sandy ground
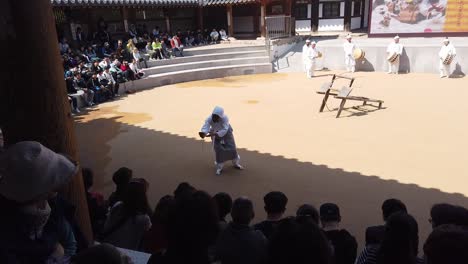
[74,71,468,251]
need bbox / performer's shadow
[356,58,375,72]
[398,48,411,74]
[450,63,465,78]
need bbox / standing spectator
[141,195,175,254]
[0,141,78,263]
[74,72,95,106]
[319,203,357,264]
[170,35,184,57]
[82,168,107,236]
[423,224,468,264]
[108,167,133,208]
[147,191,219,264]
[213,192,233,230]
[215,197,268,264]
[59,37,70,54]
[356,213,423,264]
[268,217,331,264]
[296,204,320,225]
[429,203,468,228]
[152,26,160,38]
[210,29,219,44]
[254,191,288,240]
[102,180,152,250]
[75,27,86,46]
[366,198,407,246]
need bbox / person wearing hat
[199,106,243,175]
[386,35,403,74]
[438,37,456,78]
[0,141,79,263]
[320,203,357,264]
[343,35,356,73]
[302,39,320,78]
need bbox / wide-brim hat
[0,141,78,203]
[305,39,311,43]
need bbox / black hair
[82,168,94,191]
[231,197,254,225]
[430,203,468,228]
[382,198,407,221]
[112,167,133,186]
[122,180,152,217]
[424,224,468,264]
[264,191,288,215]
[213,192,233,221]
[174,182,196,200]
[151,195,175,226]
[296,204,319,225]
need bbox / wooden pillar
[227,4,234,37]
[311,0,319,32]
[164,9,171,33]
[197,6,204,30]
[260,0,267,38]
[344,0,352,32]
[1,0,92,243]
[121,6,129,32]
[284,0,293,15]
[253,3,260,35]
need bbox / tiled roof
[51,0,200,7]
[203,0,259,6]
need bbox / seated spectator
[120,60,137,81]
[74,72,95,106]
[75,27,87,46]
[366,198,407,246]
[429,203,468,228]
[296,204,320,225]
[254,191,288,240]
[102,66,120,97]
[126,38,136,54]
[215,197,268,264]
[99,57,111,69]
[356,213,423,264]
[130,59,145,79]
[0,141,79,263]
[184,29,195,47]
[86,45,98,61]
[132,48,147,68]
[65,71,81,113]
[91,60,103,74]
[151,38,164,60]
[268,216,332,264]
[152,26,160,39]
[147,191,219,264]
[82,168,107,236]
[319,203,357,264]
[161,37,172,59]
[213,192,233,230]
[170,35,184,57]
[195,29,204,45]
[77,46,91,63]
[97,69,116,99]
[423,224,468,264]
[108,167,133,207]
[204,28,211,43]
[101,42,113,58]
[87,72,111,103]
[141,195,175,254]
[219,29,229,41]
[101,179,152,250]
[72,243,132,264]
[210,29,219,44]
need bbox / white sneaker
[233,164,244,170]
[74,108,80,113]
[216,168,222,175]
[387,71,392,74]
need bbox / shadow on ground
[74,113,468,251]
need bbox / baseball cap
[320,203,341,221]
[0,141,78,203]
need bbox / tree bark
[1,0,93,243]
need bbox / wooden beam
[2,0,93,243]
[261,0,267,37]
[197,6,203,30]
[344,0,352,32]
[227,4,234,37]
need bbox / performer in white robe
[386,35,403,74]
[302,40,320,78]
[199,106,243,175]
[343,34,356,73]
[438,38,456,78]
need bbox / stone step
[146,50,268,67]
[183,45,266,56]
[143,56,270,75]
[126,63,273,92]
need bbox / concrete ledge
[143,57,270,75]
[183,45,265,56]
[132,63,273,91]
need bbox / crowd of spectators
[1,141,468,264]
[62,25,230,114]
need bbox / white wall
[318,18,344,31]
[295,20,312,32]
[233,16,254,32]
[351,17,361,29]
[364,0,369,27]
[340,2,345,17]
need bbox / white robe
[386,42,403,73]
[302,45,319,78]
[438,43,456,77]
[343,41,356,72]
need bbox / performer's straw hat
[311,41,316,45]
[346,34,352,39]
[443,37,449,43]
[394,35,400,39]
[305,39,311,43]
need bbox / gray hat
[0,141,78,203]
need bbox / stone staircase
[131,45,272,91]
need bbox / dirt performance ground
[75,71,468,250]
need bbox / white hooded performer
[343,34,356,73]
[438,37,456,78]
[302,40,319,78]
[386,35,403,74]
[199,106,243,175]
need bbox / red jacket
[170,36,181,49]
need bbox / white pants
[216,155,241,170]
[305,61,316,78]
[439,60,451,77]
[388,58,400,74]
[345,55,355,72]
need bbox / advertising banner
[370,0,468,34]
